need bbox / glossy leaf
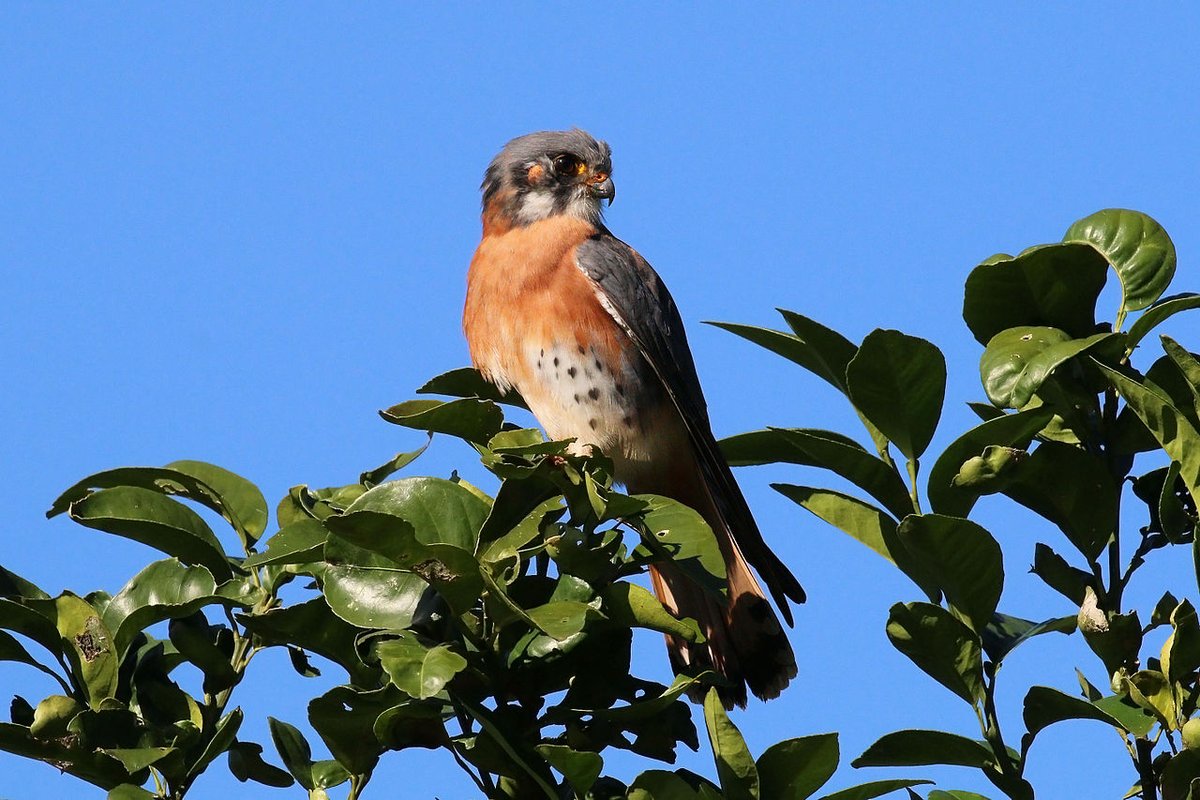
[346,477,489,551]
[721,427,861,466]
[1022,686,1128,738]
[756,733,838,800]
[0,721,130,789]
[268,716,318,790]
[308,685,402,776]
[1164,600,1200,685]
[101,559,260,657]
[635,495,727,598]
[0,629,69,691]
[107,785,156,799]
[227,740,295,787]
[359,437,431,486]
[379,398,504,445]
[980,327,1115,409]
[709,321,846,392]
[321,532,431,629]
[1030,543,1093,604]
[238,599,377,685]
[775,485,938,602]
[67,486,233,580]
[816,780,934,800]
[325,510,483,616]
[242,519,328,568]
[846,329,946,460]
[927,406,1052,516]
[55,593,118,708]
[535,744,603,796]
[1064,208,1177,314]
[768,428,913,519]
[853,730,994,768]
[1099,362,1200,508]
[188,707,243,780]
[376,631,467,699]
[981,614,1075,663]
[962,242,1108,345]
[898,515,1003,633]
[1091,696,1154,737]
[603,581,704,643]
[1126,293,1200,351]
[886,602,984,705]
[417,366,529,409]
[0,565,49,600]
[163,460,268,547]
[1001,441,1119,562]
[704,688,759,800]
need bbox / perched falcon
[463,129,804,707]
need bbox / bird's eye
[552,154,586,177]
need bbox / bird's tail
[647,534,797,709]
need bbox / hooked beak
[588,175,615,205]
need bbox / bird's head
[481,129,614,229]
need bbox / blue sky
[3,5,1199,798]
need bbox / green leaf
[308,685,401,776]
[1030,543,1093,604]
[774,485,937,602]
[0,721,131,789]
[55,593,118,708]
[1064,208,1177,315]
[927,407,1052,517]
[268,716,316,790]
[325,510,483,616]
[1126,293,1200,351]
[169,614,237,694]
[704,687,759,800]
[602,581,704,643]
[815,780,934,800]
[1092,696,1155,738]
[927,793,994,800]
[67,487,233,581]
[346,477,489,551]
[886,602,984,705]
[766,428,914,519]
[898,515,1003,633]
[846,330,946,460]
[417,366,529,409]
[162,460,268,547]
[1162,336,1200,418]
[634,495,727,598]
[107,785,156,800]
[756,733,838,800]
[962,242,1108,345]
[238,599,377,685]
[101,746,174,773]
[227,740,296,787]
[321,532,431,629]
[1022,686,1129,738]
[188,707,243,780]
[721,427,862,466]
[1164,600,1200,685]
[1001,441,1120,562]
[981,614,1075,663]
[376,631,467,699]
[1160,750,1200,800]
[101,559,260,658]
[1098,362,1200,509]
[535,744,603,796]
[242,519,328,568]
[30,694,83,738]
[980,328,1116,409]
[359,437,431,486]
[526,600,601,641]
[709,321,846,392]
[0,565,49,600]
[0,629,70,691]
[852,730,995,768]
[379,398,505,445]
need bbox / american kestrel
[463,130,803,707]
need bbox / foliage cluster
[2,208,1198,800]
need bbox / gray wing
[575,233,806,618]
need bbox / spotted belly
[513,336,666,464]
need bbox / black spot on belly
[577,344,586,354]
[588,418,598,430]
[595,359,603,373]
[588,387,600,400]
[567,367,577,378]
[573,393,580,403]
[553,357,559,367]
[540,348,544,357]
